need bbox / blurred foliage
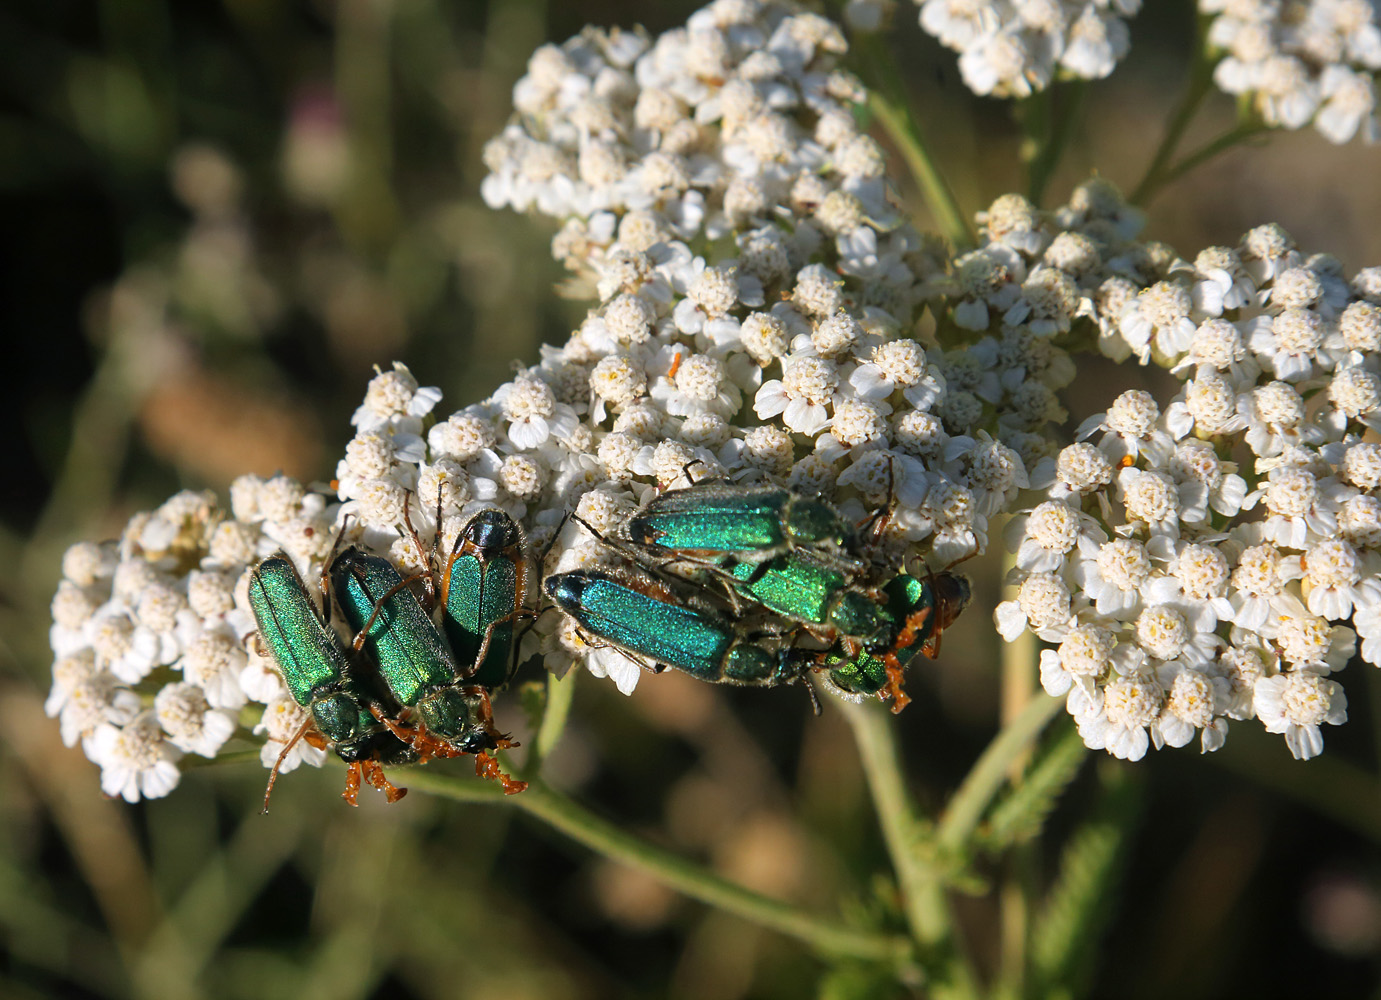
[2,1,1381,998]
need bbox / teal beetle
[329,545,529,794]
[247,551,417,808]
[544,564,800,688]
[437,509,528,691]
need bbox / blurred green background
[3,1,1381,997]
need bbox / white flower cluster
[1205,0,1381,144]
[481,1,948,312]
[471,0,1114,691]
[43,5,1173,768]
[52,0,1380,803]
[916,0,1142,97]
[44,365,448,801]
[999,220,1381,761]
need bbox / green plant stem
[1025,82,1087,207]
[992,844,1038,1000]
[840,701,947,945]
[867,91,972,249]
[1130,19,1215,206]
[405,770,909,961]
[995,548,1036,1000]
[937,695,1066,855]
[843,701,980,998]
[526,667,576,777]
[998,545,1038,761]
[1137,122,1270,204]
[1129,19,1270,207]
[852,34,972,248]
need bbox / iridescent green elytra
[628,483,862,569]
[329,548,495,753]
[440,509,525,690]
[247,552,417,805]
[627,482,888,644]
[544,568,795,686]
[723,550,895,647]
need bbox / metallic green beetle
[329,548,499,755]
[544,567,799,688]
[720,548,895,647]
[628,488,899,654]
[438,509,527,691]
[247,552,416,808]
[627,482,875,622]
[628,483,864,571]
[817,572,973,701]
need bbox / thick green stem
[852,34,972,248]
[936,695,1066,855]
[867,92,972,249]
[843,701,983,998]
[526,667,576,777]
[399,766,509,803]
[995,547,1037,999]
[841,701,947,946]
[404,769,909,962]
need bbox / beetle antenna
[262,713,315,814]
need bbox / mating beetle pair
[247,509,530,809]
[545,481,971,711]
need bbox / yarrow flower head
[461,2,1163,697]
[46,1,1381,803]
[999,207,1381,762]
[1204,0,1381,143]
[44,482,314,801]
[917,0,1143,97]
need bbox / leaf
[1030,766,1141,996]
[817,962,910,1000]
[980,720,1088,852]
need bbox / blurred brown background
[1,1,1380,998]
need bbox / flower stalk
[855,31,974,249]
[937,695,1067,855]
[405,768,912,962]
[1131,26,1216,206]
[525,667,577,778]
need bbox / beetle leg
[474,750,527,794]
[341,761,363,807]
[360,758,408,803]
